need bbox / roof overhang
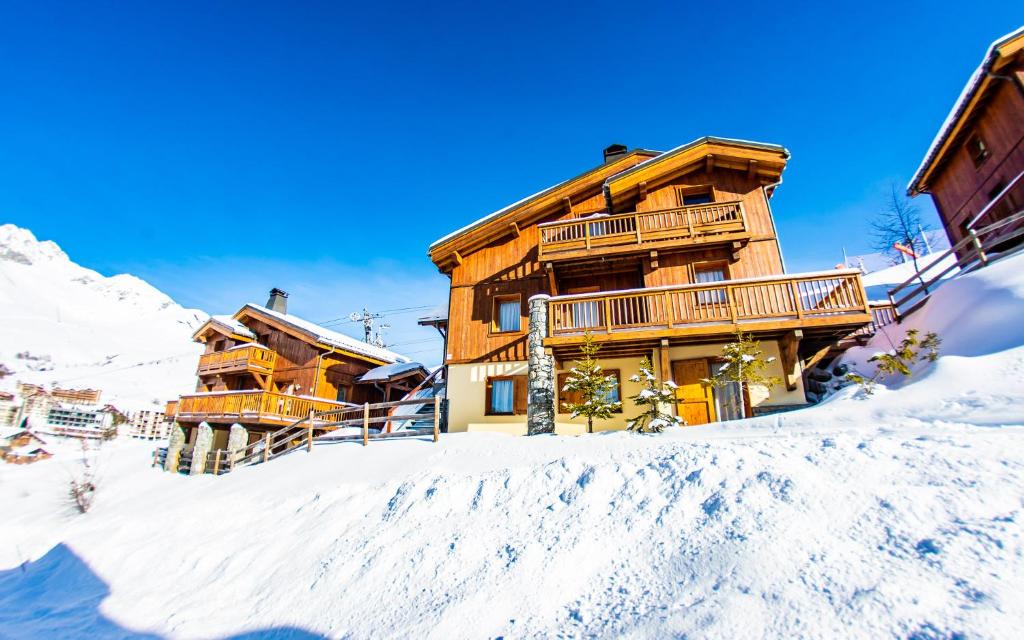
[191,318,255,344]
[428,150,661,272]
[908,27,1024,196]
[603,136,790,210]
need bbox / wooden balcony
[197,345,276,377]
[538,201,749,262]
[174,391,350,426]
[546,271,872,349]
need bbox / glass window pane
[498,300,520,331]
[491,379,514,413]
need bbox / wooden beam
[747,159,759,179]
[509,221,521,238]
[638,180,648,201]
[803,342,835,373]
[730,241,743,263]
[545,262,558,296]
[649,250,659,270]
[705,154,715,174]
[562,197,573,215]
[658,339,671,384]
[452,250,463,266]
[779,330,803,391]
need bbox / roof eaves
[603,136,790,187]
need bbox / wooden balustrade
[548,272,869,337]
[538,201,747,260]
[196,345,277,376]
[176,391,349,424]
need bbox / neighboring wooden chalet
[0,429,52,465]
[170,288,426,450]
[908,27,1024,247]
[429,138,872,434]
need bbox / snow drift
[0,224,206,410]
[2,251,1024,639]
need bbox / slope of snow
[0,224,206,410]
[2,253,1024,639]
[860,251,958,302]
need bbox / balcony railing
[548,271,869,337]
[538,201,747,260]
[197,345,277,376]
[175,391,350,425]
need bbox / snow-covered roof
[227,342,268,351]
[428,149,661,250]
[604,136,789,186]
[8,444,50,457]
[356,362,429,384]
[209,315,256,339]
[240,304,409,364]
[908,26,1024,194]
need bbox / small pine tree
[561,332,621,433]
[846,328,941,395]
[701,331,780,415]
[626,356,684,433]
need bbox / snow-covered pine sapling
[845,328,942,395]
[701,331,780,412]
[626,356,684,433]
[561,332,621,434]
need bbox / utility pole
[348,308,389,346]
[919,225,933,255]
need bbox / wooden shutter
[513,375,528,415]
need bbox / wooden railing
[196,345,277,376]
[548,271,868,336]
[176,391,349,424]
[852,302,898,338]
[538,201,747,259]
[889,209,1024,317]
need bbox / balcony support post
[190,422,213,476]
[779,330,803,392]
[164,423,186,473]
[227,423,248,468]
[527,295,555,436]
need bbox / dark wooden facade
[909,29,1024,246]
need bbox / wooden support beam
[803,342,835,373]
[546,262,558,296]
[562,197,573,215]
[509,221,521,238]
[729,241,743,263]
[658,339,672,384]
[362,402,370,447]
[649,250,659,270]
[638,180,648,201]
[307,409,314,452]
[433,395,441,443]
[779,330,803,391]
[705,155,715,174]
[747,159,759,179]
[452,250,463,266]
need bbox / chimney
[266,288,289,314]
[603,143,628,164]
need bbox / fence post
[213,449,221,476]
[363,402,370,447]
[307,409,314,453]
[263,432,271,463]
[969,229,988,266]
[433,395,441,443]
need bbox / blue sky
[1,1,1020,362]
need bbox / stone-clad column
[227,423,248,465]
[164,423,186,472]
[527,295,555,435]
[190,422,213,475]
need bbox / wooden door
[672,358,716,426]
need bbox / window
[694,264,728,305]
[485,376,527,415]
[492,295,522,333]
[676,185,715,206]
[966,132,990,168]
[336,386,348,403]
[558,369,622,413]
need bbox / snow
[0,224,207,411]
[2,253,1024,638]
[908,25,1024,193]
[860,252,959,302]
[356,361,428,383]
[207,315,256,339]
[242,303,410,364]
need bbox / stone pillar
[190,422,213,475]
[164,423,186,472]
[227,423,248,465]
[527,295,555,435]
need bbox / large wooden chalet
[908,27,1024,247]
[170,289,427,450]
[429,137,873,434]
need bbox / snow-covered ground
[0,224,206,410]
[2,252,1023,639]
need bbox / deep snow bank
[2,253,1024,639]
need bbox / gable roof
[355,361,430,384]
[908,26,1024,195]
[237,304,410,365]
[428,149,661,268]
[192,315,257,342]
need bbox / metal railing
[538,201,747,259]
[548,271,868,336]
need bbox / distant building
[51,387,102,405]
[126,409,173,440]
[908,27,1024,248]
[40,404,115,439]
[0,399,18,428]
[0,429,52,465]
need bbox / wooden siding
[926,62,1024,245]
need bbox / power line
[316,304,437,326]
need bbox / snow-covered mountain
[0,223,207,410]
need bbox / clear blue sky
[1,1,1020,361]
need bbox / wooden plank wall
[930,74,1024,244]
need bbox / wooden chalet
[0,429,52,465]
[909,27,1024,248]
[169,288,427,450]
[429,138,872,433]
